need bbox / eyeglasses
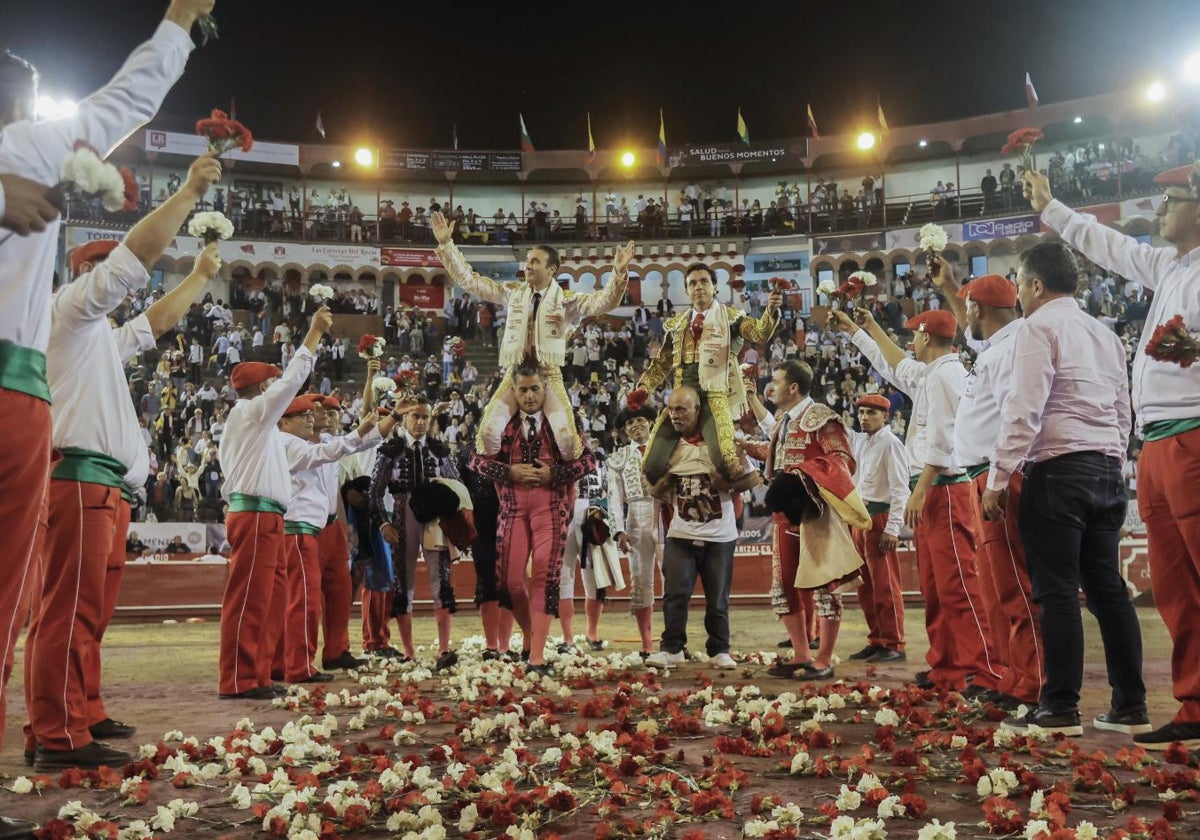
[1161,193,1200,210]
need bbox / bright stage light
[36,95,77,120]
[1146,81,1168,102]
[1073,116,1083,124]
[331,161,341,168]
[1184,50,1200,83]
[918,139,928,148]
[621,151,636,167]
[355,148,374,166]
[857,132,876,150]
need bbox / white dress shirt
[989,297,1130,490]
[849,427,911,536]
[48,244,155,491]
[0,21,193,356]
[953,319,1023,468]
[219,347,316,508]
[283,428,379,529]
[1042,198,1200,431]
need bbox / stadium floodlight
[918,139,928,148]
[1146,81,1168,102]
[355,148,374,167]
[331,161,341,168]
[35,95,77,120]
[621,151,636,167]
[857,132,876,151]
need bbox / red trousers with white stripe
[25,481,125,750]
[971,471,1043,704]
[0,391,52,753]
[218,511,284,695]
[915,481,1001,692]
[852,511,906,652]
[361,589,395,652]
[317,520,352,662]
[280,532,321,682]
[1139,430,1200,723]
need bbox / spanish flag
[806,103,820,139]
[876,96,890,138]
[658,109,667,166]
[737,107,750,145]
[586,113,595,166]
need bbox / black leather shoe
[912,670,935,690]
[849,644,883,661]
[218,686,277,700]
[270,683,288,695]
[587,639,606,651]
[1002,705,1082,737]
[482,648,501,661]
[0,816,39,840]
[1133,721,1200,751]
[293,672,335,684]
[527,663,554,678]
[89,718,136,739]
[1093,706,1152,735]
[867,648,907,664]
[776,638,792,648]
[435,650,459,671]
[34,741,133,772]
[500,650,520,663]
[961,684,994,701]
[797,664,835,681]
[22,750,33,767]
[767,660,814,678]
[322,651,368,670]
[556,642,580,655]
[808,637,821,651]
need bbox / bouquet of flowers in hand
[768,277,794,295]
[309,283,335,305]
[394,369,422,392]
[357,334,385,359]
[372,376,398,402]
[1145,315,1200,368]
[196,109,253,157]
[1001,127,1044,173]
[59,142,138,213]
[197,12,219,46]
[187,211,234,245]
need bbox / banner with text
[668,139,808,168]
[65,227,382,272]
[380,248,445,268]
[963,214,1040,241]
[812,230,887,256]
[380,150,523,173]
[396,275,446,310]
[145,130,300,166]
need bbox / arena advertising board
[962,214,1040,241]
[144,130,300,166]
[380,150,524,173]
[667,139,808,168]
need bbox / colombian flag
[658,109,667,166]
[586,113,595,165]
[806,103,820,139]
[737,107,750,145]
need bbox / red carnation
[729,277,746,292]
[1001,127,1044,172]
[1145,315,1200,368]
[119,167,139,212]
[768,277,793,294]
[357,334,380,356]
[626,387,649,411]
[197,108,255,157]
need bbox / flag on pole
[876,96,890,137]
[806,103,820,139]
[1025,72,1039,109]
[519,113,535,153]
[230,97,237,120]
[658,109,667,165]
[452,124,459,150]
[586,113,595,165]
[737,107,750,145]
[315,111,326,139]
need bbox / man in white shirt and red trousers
[275,395,389,684]
[1021,165,1200,750]
[835,307,1002,694]
[217,307,334,700]
[24,154,222,773]
[930,268,1044,710]
[0,3,210,832]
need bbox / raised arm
[124,154,222,271]
[929,255,967,330]
[143,243,222,337]
[735,286,783,343]
[247,308,331,427]
[431,212,509,304]
[569,241,634,319]
[52,245,149,328]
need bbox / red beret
[230,361,282,391]
[70,240,120,276]
[317,395,341,411]
[905,310,958,339]
[856,394,891,412]
[283,395,320,417]
[959,274,1017,308]
[1154,165,1197,189]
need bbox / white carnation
[9,777,32,794]
[1024,819,1050,840]
[817,279,838,296]
[850,270,878,286]
[873,708,900,727]
[917,819,957,840]
[835,785,863,811]
[877,795,906,819]
[188,211,235,242]
[918,223,949,252]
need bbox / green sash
[932,472,971,487]
[228,493,287,515]
[964,463,990,480]
[0,341,50,403]
[1143,417,1200,442]
[52,447,133,503]
[865,501,891,516]
[284,521,323,537]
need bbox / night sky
[4,0,1199,151]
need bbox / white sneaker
[710,652,737,670]
[645,650,685,669]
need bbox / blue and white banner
[963,214,1040,241]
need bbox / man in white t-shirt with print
[645,386,738,671]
